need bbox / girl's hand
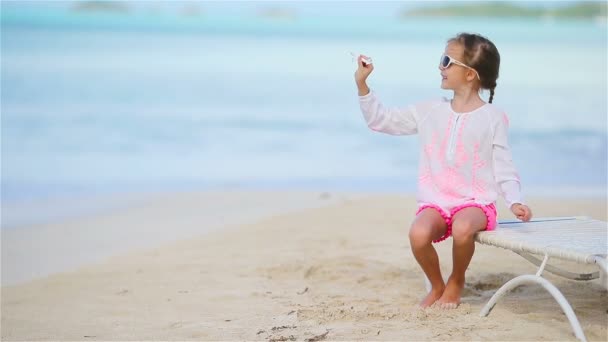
[354,54,374,84]
[510,203,532,222]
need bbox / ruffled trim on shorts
[451,202,498,231]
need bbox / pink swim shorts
[415,202,498,243]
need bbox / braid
[449,33,500,103]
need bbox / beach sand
[2,191,607,341]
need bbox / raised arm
[359,91,419,135]
[354,54,419,135]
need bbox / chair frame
[423,216,607,342]
[476,217,607,342]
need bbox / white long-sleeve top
[359,90,523,211]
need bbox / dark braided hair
[448,33,500,103]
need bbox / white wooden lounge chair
[476,216,607,342]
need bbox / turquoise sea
[1,4,607,220]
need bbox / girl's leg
[408,208,448,308]
[437,206,487,309]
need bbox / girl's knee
[409,223,434,247]
[451,221,476,241]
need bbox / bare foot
[418,286,445,308]
[436,276,463,309]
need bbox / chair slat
[475,218,608,265]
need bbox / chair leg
[479,274,588,342]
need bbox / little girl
[354,33,532,309]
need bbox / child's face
[439,42,475,90]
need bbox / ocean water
[1,7,607,211]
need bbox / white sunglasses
[439,54,480,80]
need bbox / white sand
[2,191,607,341]
[2,190,360,286]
